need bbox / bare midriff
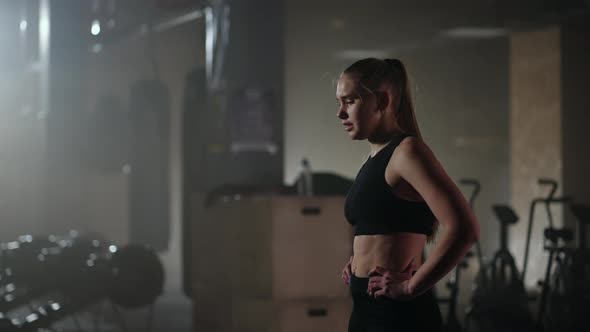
[351,232,427,277]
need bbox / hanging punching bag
[85,95,128,172]
[181,67,207,297]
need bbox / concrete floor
[49,291,192,332]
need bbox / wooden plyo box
[231,297,352,332]
[191,195,353,300]
[191,195,353,331]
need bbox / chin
[348,131,364,140]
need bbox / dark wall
[223,0,285,187]
[183,0,284,192]
[562,16,590,230]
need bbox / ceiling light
[440,27,507,39]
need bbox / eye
[336,97,356,108]
[340,98,355,106]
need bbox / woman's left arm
[392,137,480,298]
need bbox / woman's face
[336,74,380,140]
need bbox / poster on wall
[228,88,278,155]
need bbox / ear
[375,90,390,112]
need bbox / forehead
[336,74,359,97]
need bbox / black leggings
[348,274,442,332]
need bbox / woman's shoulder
[392,135,436,167]
[397,135,425,153]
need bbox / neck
[367,129,405,155]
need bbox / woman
[337,58,479,331]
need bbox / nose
[337,106,348,120]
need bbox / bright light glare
[91,20,101,36]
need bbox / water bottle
[297,158,313,197]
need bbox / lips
[342,122,353,131]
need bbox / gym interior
[0,0,589,331]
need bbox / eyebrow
[336,94,356,100]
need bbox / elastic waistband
[350,274,368,286]
[349,274,435,303]
[349,274,373,299]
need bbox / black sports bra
[344,135,436,236]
